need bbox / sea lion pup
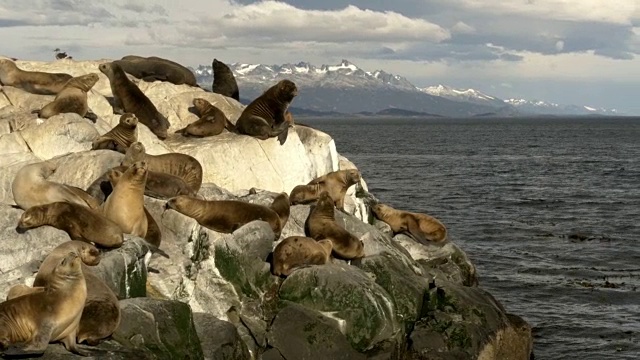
[12,161,101,210]
[100,161,148,238]
[122,141,203,194]
[0,59,72,95]
[290,169,362,211]
[211,58,239,101]
[164,195,283,239]
[91,113,138,153]
[16,202,124,248]
[86,165,195,202]
[235,79,298,145]
[270,192,291,230]
[118,55,198,86]
[34,73,99,121]
[371,203,448,244]
[26,241,120,347]
[306,191,365,261]
[99,62,170,139]
[176,98,235,137]
[272,236,333,277]
[0,252,88,356]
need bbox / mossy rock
[91,236,150,299]
[278,263,400,352]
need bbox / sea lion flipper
[112,97,125,115]
[3,322,54,355]
[407,219,428,245]
[225,119,237,133]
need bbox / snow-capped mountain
[503,99,620,116]
[194,59,620,117]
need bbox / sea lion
[176,98,235,137]
[164,195,283,239]
[86,165,195,202]
[91,113,138,153]
[272,236,333,277]
[211,59,239,101]
[12,161,101,210]
[16,202,124,248]
[35,73,99,121]
[235,79,298,145]
[28,241,120,347]
[306,191,365,260]
[290,169,361,210]
[117,55,198,86]
[98,62,170,139]
[106,168,163,248]
[371,203,448,244]
[270,192,291,230]
[0,59,72,95]
[100,161,148,238]
[0,252,87,356]
[122,142,203,194]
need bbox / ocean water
[302,116,640,360]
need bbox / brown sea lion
[91,113,138,153]
[106,169,163,248]
[12,161,101,210]
[309,169,361,211]
[28,241,120,347]
[16,202,124,248]
[122,141,203,194]
[235,79,298,145]
[0,59,72,95]
[117,55,197,86]
[86,165,195,202]
[270,192,291,230]
[211,59,239,101]
[272,236,333,277]
[98,62,170,139]
[0,252,88,356]
[35,73,99,121]
[176,98,235,137]
[100,161,148,238]
[371,203,448,244]
[306,191,365,260]
[164,195,283,239]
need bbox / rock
[0,131,29,155]
[394,234,478,287]
[48,150,124,190]
[19,113,99,160]
[112,297,204,359]
[267,303,366,360]
[408,280,533,360]
[193,312,251,360]
[1,85,53,112]
[279,263,399,352]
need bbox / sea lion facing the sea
[0,59,72,95]
[211,59,239,101]
[99,62,170,139]
[235,79,297,145]
[371,203,448,244]
[290,169,361,211]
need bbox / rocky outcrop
[0,58,532,360]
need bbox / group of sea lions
[0,54,449,356]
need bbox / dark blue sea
[303,116,640,360]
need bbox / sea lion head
[98,62,113,77]
[52,252,83,280]
[16,205,46,233]
[77,242,101,266]
[0,59,16,71]
[371,203,393,219]
[38,161,58,178]
[122,141,146,164]
[316,191,334,210]
[128,160,148,184]
[106,168,124,186]
[344,169,361,186]
[275,79,298,102]
[212,59,229,72]
[317,239,334,256]
[120,113,139,128]
[164,195,191,211]
[193,98,213,114]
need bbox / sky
[1,0,639,114]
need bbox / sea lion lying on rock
[0,252,88,356]
[371,203,448,244]
[176,98,235,137]
[117,55,198,86]
[34,73,99,121]
[290,169,362,211]
[235,79,297,145]
[0,59,72,95]
[164,194,288,240]
[16,202,124,248]
[122,141,203,194]
[12,161,101,210]
[272,236,333,277]
[91,113,138,153]
[306,191,365,261]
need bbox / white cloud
[451,21,475,34]
[555,40,565,51]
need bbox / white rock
[47,150,124,190]
[19,113,99,160]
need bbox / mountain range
[193,59,621,117]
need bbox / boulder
[20,113,99,160]
[193,312,251,360]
